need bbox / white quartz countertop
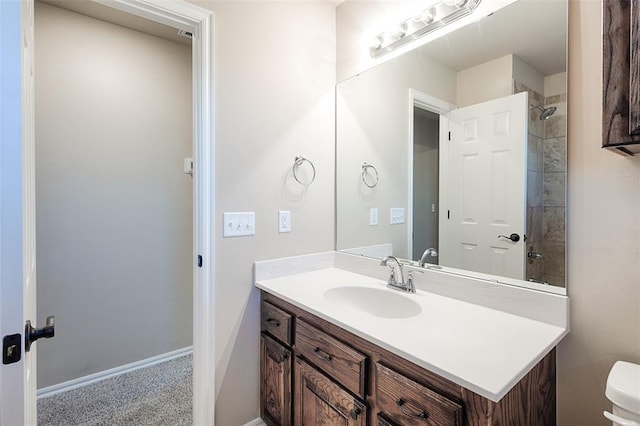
[256,266,568,402]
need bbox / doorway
[34,2,193,423]
[0,0,217,423]
[412,106,440,265]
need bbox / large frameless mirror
[336,0,568,294]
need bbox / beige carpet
[37,354,192,426]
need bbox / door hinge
[3,334,22,364]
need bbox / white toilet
[605,361,640,425]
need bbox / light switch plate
[184,158,193,176]
[390,207,405,225]
[278,210,291,233]
[369,208,378,226]
[223,212,255,237]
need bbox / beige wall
[560,0,640,423]
[190,2,337,424]
[35,3,193,388]
[456,54,514,107]
[337,0,640,424]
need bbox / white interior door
[0,0,38,424]
[439,92,527,279]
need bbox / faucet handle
[406,271,416,293]
[387,268,397,286]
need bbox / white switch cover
[278,210,291,233]
[223,212,255,237]
[390,207,405,225]
[369,208,378,226]
[184,158,193,176]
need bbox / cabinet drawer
[296,320,366,397]
[261,301,293,345]
[376,363,462,425]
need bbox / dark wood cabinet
[603,0,640,155]
[261,333,292,426]
[260,291,556,426]
[294,358,367,426]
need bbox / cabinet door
[294,358,367,426]
[261,333,292,426]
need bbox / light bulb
[390,23,407,40]
[369,35,383,51]
[443,0,468,7]
[418,9,435,24]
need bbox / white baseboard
[37,346,193,399]
[243,418,266,426]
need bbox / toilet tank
[605,361,640,425]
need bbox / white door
[439,92,527,279]
[0,0,38,424]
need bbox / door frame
[6,0,216,424]
[86,2,216,424]
[407,89,455,260]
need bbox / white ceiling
[38,0,191,46]
[40,0,566,77]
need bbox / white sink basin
[323,286,422,319]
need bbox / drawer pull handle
[350,407,362,420]
[397,398,429,420]
[314,347,333,361]
[266,318,281,327]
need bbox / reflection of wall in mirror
[336,49,456,259]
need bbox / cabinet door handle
[350,407,362,420]
[266,318,281,327]
[314,347,333,361]
[396,398,429,420]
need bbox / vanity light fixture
[369,0,482,58]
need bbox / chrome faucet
[380,255,415,293]
[419,248,438,267]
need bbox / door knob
[25,316,55,352]
[498,233,520,242]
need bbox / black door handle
[498,233,520,242]
[25,315,55,352]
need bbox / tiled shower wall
[514,81,566,287]
[541,93,566,286]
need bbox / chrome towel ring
[293,156,316,186]
[361,162,379,188]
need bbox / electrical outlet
[390,207,405,225]
[223,212,255,237]
[279,210,291,233]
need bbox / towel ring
[293,156,316,186]
[361,162,379,188]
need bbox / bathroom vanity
[256,253,569,426]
